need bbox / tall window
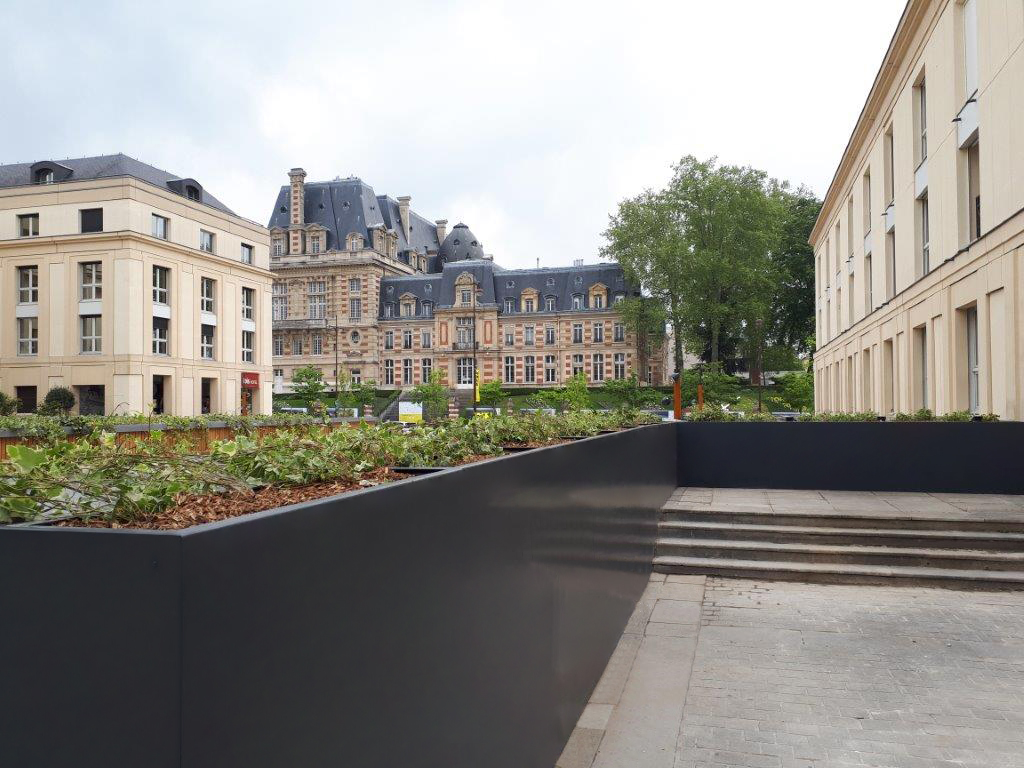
[545,296,556,312]
[199,230,215,253]
[966,306,979,414]
[384,331,394,350]
[422,302,433,317]
[384,359,395,385]
[963,0,978,97]
[572,294,583,310]
[273,335,284,356]
[307,281,326,320]
[572,354,584,377]
[524,298,535,313]
[545,325,556,345]
[863,170,872,232]
[524,355,536,383]
[917,78,928,162]
[967,141,981,240]
[524,325,535,345]
[17,266,38,303]
[884,126,895,206]
[504,328,514,346]
[273,283,288,320]
[402,359,413,385]
[80,262,102,300]
[200,325,215,359]
[241,243,254,265]
[614,322,625,342]
[504,356,516,383]
[593,294,604,309]
[504,298,516,314]
[572,323,583,343]
[80,208,103,233]
[200,278,216,313]
[593,322,604,343]
[461,289,471,305]
[915,325,929,409]
[273,240,283,257]
[422,331,432,349]
[401,301,414,318]
[153,318,169,355]
[592,353,605,382]
[456,317,474,346]
[18,213,39,237]
[153,266,170,304]
[152,214,169,240]
[81,316,102,353]
[241,287,255,320]
[17,317,38,355]
[292,337,302,355]
[310,236,321,254]
[242,330,255,363]
[349,277,361,293]
[544,355,557,383]
[349,298,361,319]
[614,353,626,380]
[864,255,873,314]
[422,358,432,382]
[403,329,412,349]
[920,194,930,275]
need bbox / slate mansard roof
[267,177,442,261]
[0,153,237,215]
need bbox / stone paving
[557,576,1024,768]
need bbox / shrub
[292,366,327,401]
[686,407,737,422]
[40,386,75,416]
[0,392,20,417]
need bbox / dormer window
[273,239,283,257]
[35,168,54,184]
[185,185,200,201]
[545,296,556,312]
[311,236,321,254]
[504,298,516,314]
[546,277,555,287]
[422,301,433,317]
[401,301,414,317]
[593,294,604,309]
[613,293,625,305]
[572,294,584,310]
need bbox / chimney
[397,196,412,242]
[288,168,306,254]
[435,219,448,245]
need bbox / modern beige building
[269,169,663,392]
[812,0,1024,419]
[0,154,272,416]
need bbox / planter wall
[677,421,1024,493]
[0,423,676,768]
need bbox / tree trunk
[673,320,684,374]
[710,322,720,363]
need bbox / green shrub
[40,386,75,416]
[0,392,20,417]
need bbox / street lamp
[470,282,483,418]
[755,318,765,413]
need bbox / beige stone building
[812,0,1024,419]
[0,154,272,416]
[269,169,663,392]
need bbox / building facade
[0,154,273,416]
[270,169,663,391]
[812,0,1024,419]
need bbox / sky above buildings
[3,0,906,269]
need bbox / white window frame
[592,353,605,382]
[241,243,254,265]
[545,325,556,345]
[403,358,413,385]
[349,298,361,319]
[19,213,39,237]
[593,322,604,343]
[80,261,102,301]
[152,214,169,240]
[81,315,102,354]
[524,355,535,383]
[384,359,395,385]
[422,331,432,349]
[241,287,255,320]
[201,325,216,360]
[422,358,433,381]
[614,353,626,380]
[17,317,38,356]
[572,323,583,344]
[572,354,584,377]
[152,318,169,355]
[504,356,516,383]
[200,277,216,313]
[273,335,284,356]
[544,354,557,383]
[312,334,323,356]
[17,266,38,304]
[384,331,394,350]
[199,230,215,253]
[524,325,535,346]
[614,323,625,342]
[153,266,170,305]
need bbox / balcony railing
[452,341,478,352]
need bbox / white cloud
[1,0,906,269]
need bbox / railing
[452,341,478,351]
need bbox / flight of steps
[654,503,1024,589]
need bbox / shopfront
[241,372,260,415]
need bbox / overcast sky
[2,0,905,269]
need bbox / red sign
[241,372,260,389]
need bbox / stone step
[662,506,1024,533]
[658,519,1024,550]
[653,555,1024,589]
[656,537,1024,571]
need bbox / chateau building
[812,0,1024,418]
[269,169,660,390]
[0,154,273,416]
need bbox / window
[384,303,394,318]
[920,194,930,275]
[200,278,216,313]
[242,330,256,363]
[273,335,284,356]
[273,368,284,379]
[35,168,53,184]
[544,354,557,383]
[17,266,38,303]
[545,296,556,312]
[307,281,326,320]
[17,317,38,355]
[351,369,362,384]
[572,323,583,343]
[505,298,516,314]
[456,317,474,346]
[273,240,283,257]
[966,306,979,414]
[310,236,320,254]
[524,326,535,345]
[15,386,37,412]
[422,358,432,381]
[81,315,102,353]
[593,294,604,309]
[384,359,395,385]
[422,301,433,317]
[153,266,170,304]
[614,353,626,380]
[592,353,605,382]
[152,317,169,355]
[308,333,321,356]
[349,298,361,319]
[593,322,604,343]
[572,294,583,310]
[403,359,413,385]
[545,325,556,345]
[199,230,215,253]
[241,287,255,320]
[348,277,361,293]
[384,331,394,350]
[863,171,872,231]
[292,337,302,355]
[273,284,289,321]
[186,185,200,201]
[524,298,535,313]
[241,243,254,265]
[461,289,472,305]
[457,358,475,386]
[80,208,103,233]
[614,323,625,342]
[524,355,536,383]
[915,325,929,409]
[504,356,516,383]
[963,0,978,97]
[864,255,873,314]
[200,324,215,359]
[80,262,102,300]
[152,214,169,240]
[350,330,360,344]
[917,78,928,162]
[572,354,584,377]
[967,140,981,241]
[504,328,514,346]
[403,329,413,349]
[613,294,624,305]
[422,331,432,349]
[401,302,413,317]
[884,126,895,205]
[18,213,39,237]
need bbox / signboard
[241,372,260,389]
[398,401,424,424]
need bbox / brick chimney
[288,168,306,254]
[435,219,448,245]
[397,196,411,242]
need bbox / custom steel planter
[0,424,676,768]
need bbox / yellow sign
[474,368,480,403]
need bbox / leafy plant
[40,386,75,416]
[411,371,449,422]
[292,366,327,402]
[0,392,20,417]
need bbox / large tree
[767,185,821,353]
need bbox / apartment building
[270,169,661,390]
[812,0,1024,418]
[0,154,272,416]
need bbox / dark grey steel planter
[677,421,1024,493]
[0,424,676,768]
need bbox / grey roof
[437,223,485,263]
[0,153,236,214]
[267,177,441,259]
